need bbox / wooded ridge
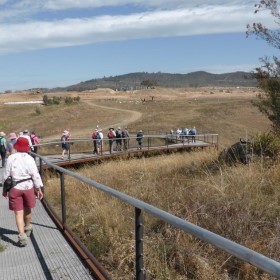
[51,71,256,92]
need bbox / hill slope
[54,71,256,92]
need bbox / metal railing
[34,133,218,159]
[34,151,280,280]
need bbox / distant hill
[52,71,256,92]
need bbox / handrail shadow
[30,234,54,280]
[0,227,18,246]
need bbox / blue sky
[0,0,278,91]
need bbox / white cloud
[42,0,258,11]
[0,4,275,55]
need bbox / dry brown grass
[44,149,280,279]
[1,87,276,279]
[0,87,270,145]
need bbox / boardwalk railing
[36,133,218,158]
[34,148,280,280]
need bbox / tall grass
[44,149,280,279]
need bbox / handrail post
[101,139,103,155]
[68,141,71,161]
[39,158,44,194]
[135,207,144,280]
[59,171,67,227]
[39,157,43,176]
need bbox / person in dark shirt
[136,130,144,150]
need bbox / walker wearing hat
[92,129,101,154]
[9,132,17,140]
[19,130,34,152]
[61,130,70,159]
[0,131,7,167]
[30,131,39,159]
[136,130,144,150]
[108,128,115,154]
[2,136,44,247]
[14,137,30,152]
[122,127,130,151]
[115,127,123,151]
[7,132,18,156]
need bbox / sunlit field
[1,87,277,279]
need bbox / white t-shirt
[3,152,43,190]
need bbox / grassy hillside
[0,87,270,146]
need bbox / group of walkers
[169,127,197,143]
[106,127,131,154]
[0,130,40,167]
[91,126,143,154]
[1,130,43,248]
[59,126,144,158]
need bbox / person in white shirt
[20,129,34,151]
[98,129,104,153]
[2,137,43,247]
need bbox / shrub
[65,97,73,104]
[251,131,280,158]
[43,94,49,105]
[35,106,41,115]
[52,96,62,104]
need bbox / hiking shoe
[18,233,28,247]
[24,225,33,237]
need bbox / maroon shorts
[9,188,36,211]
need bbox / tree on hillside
[247,0,280,132]
[141,79,157,88]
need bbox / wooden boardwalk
[0,138,214,279]
[41,138,213,166]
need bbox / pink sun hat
[9,132,17,140]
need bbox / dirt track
[86,101,142,129]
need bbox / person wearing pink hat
[61,130,70,159]
[30,131,40,159]
[2,137,44,247]
[6,132,17,156]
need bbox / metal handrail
[36,133,218,143]
[35,153,280,279]
[34,133,218,156]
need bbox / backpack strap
[13,177,32,186]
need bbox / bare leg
[14,210,25,235]
[24,207,32,227]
